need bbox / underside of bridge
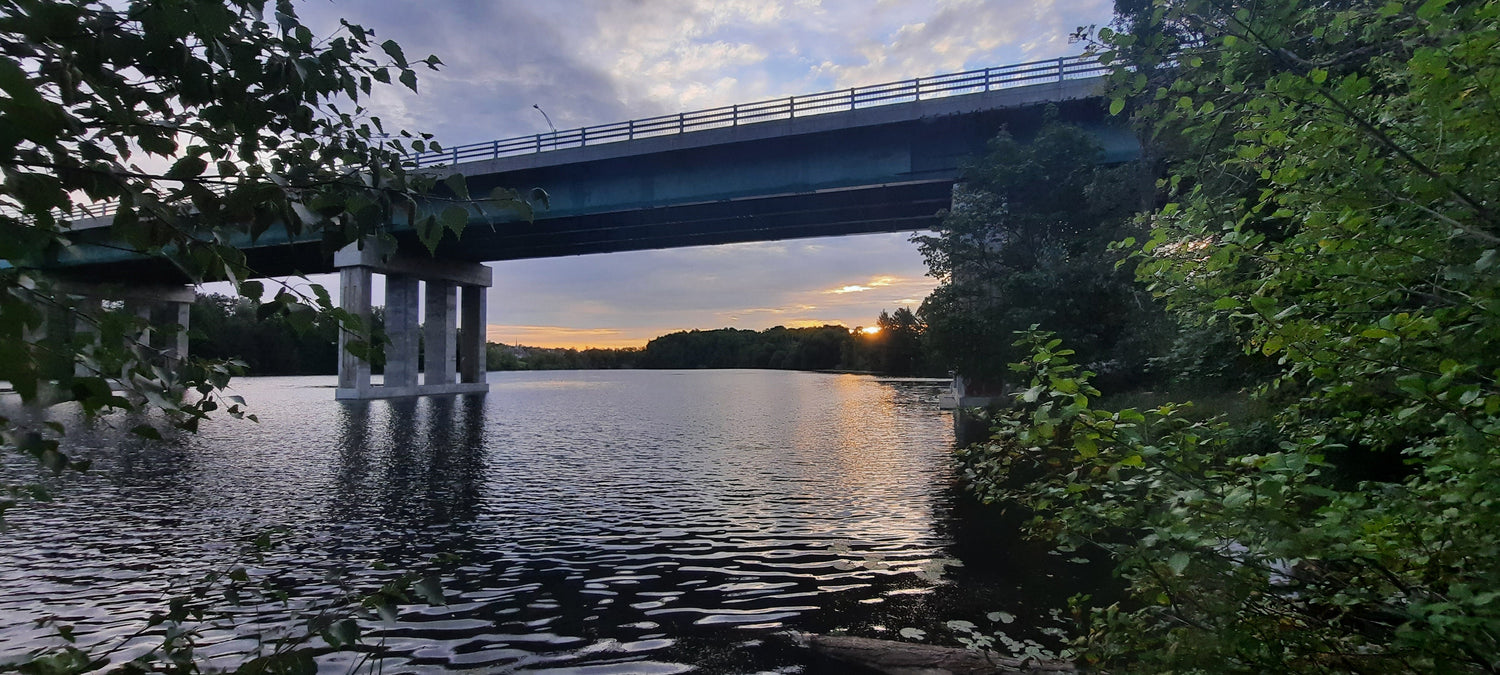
[52,77,1128,284]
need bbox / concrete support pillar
[337,265,372,395]
[28,302,71,380]
[333,240,491,400]
[126,301,153,351]
[171,302,191,362]
[384,275,420,389]
[459,285,487,384]
[423,281,457,386]
[73,298,101,377]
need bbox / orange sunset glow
[484,271,934,349]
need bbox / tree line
[629,311,932,374]
[190,293,939,377]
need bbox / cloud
[276,1,1112,349]
[805,0,1112,90]
[828,276,900,294]
[301,0,1111,149]
[784,318,851,329]
[298,0,656,145]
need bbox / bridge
[32,53,1134,399]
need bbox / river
[0,370,1086,673]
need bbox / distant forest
[192,294,938,377]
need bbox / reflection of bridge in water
[38,54,1136,399]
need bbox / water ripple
[1,371,956,673]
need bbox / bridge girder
[48,78,1132,283]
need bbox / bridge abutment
[333,243,491,400]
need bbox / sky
[287,0,1116,349]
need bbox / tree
[914,118,1160,393]
[959,0,1500,671]
[190,292,342,375]
[1,0,534,475]
[874,307,927,376]
[638,325,854,371]
[1,3,531,667]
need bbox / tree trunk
[797,633,1081,674]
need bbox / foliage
[962,329,1500,672]
[0,0,531,448]
[957,0,1500,671]
[486,342,641,371]
[3,530,451,674]
[641,325,856,371]
[191,293,342,375]
[0,0,530,668]
[872,307,930,376]
[914,118,1161,392]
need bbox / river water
[0,370,1081,673]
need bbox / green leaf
[443,173,470,201]
[413,575,446,606]
[414,215,443,254]
[326,618,360,647]
[139,133,178,156]
[166,156,208,180]
[130,424,163,440]
[439,205,469,237]
[372,598,398,624]
[1168,552,1190,576]
[1109,98,1125,116]
[381,39,408,67]
[238,279,264,300]
[1416,0,1452,19]
[1475,249,1497,271]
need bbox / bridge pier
[333,243,491,400]
[27,280,196,388]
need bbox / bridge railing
[412,52,1108,167]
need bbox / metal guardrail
[411,53,1107,168]
[6,53,1107,221]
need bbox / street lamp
[533,104,556,149]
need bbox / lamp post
[533,104,556,149]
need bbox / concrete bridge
[32,53,1134,399]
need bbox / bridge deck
[39,57,1128,282]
